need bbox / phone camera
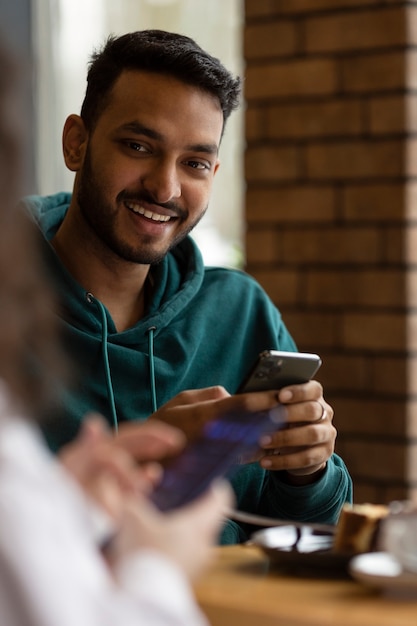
[268,365,282,379]
[264,358,283,379]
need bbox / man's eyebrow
[186,142,218,156]
[119,122,162,141]
[118,122,218,155]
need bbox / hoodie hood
[26,192,206,341]
[24,192,210,439]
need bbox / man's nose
[142,159,181,204]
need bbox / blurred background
[1,0,244,267]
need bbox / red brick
[406,312,417,350]
[246,268,299,304]
[383,228,417,264]
[322,358,417,401]
[342,313,406,351]
[406,183,417,220]
[306,139,404,180]
[245,21,298,59]
[278,311,339,348]
[319,354,371,394]
[306,269,406,308]
[306,7,407,53]
[266,100,363,139]
[281,228,380,264]
[246,186,335,223]
[245,145,298,182]
[372,356,408,396]
[351,484,393,506]
[367,95,414,135]
[243,0,417,499]
[247,0,364,20]
[351,481,410,507]
[405,226,417,264]
[343,184,405,222]
[406,138,417,176]
[245,107,265,141]
[340,440,406,481]
[245,58,337,100]
[405,269,417,308]
[342,51,408,93]
[277,0,385,13]
[385,227,407,264]
[245,229,279,263]
[329,397,407,437]
[245,0,273,18]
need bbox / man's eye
[126,141,147,152]
[187,160,209,170]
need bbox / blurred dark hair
[80,29,241,133]
[0,40,66,419]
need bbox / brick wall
[244,0,417,504]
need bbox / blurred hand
[61,413,234,581]
[108,480,234,581]
[59,414,186,521]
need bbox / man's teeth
[128,204,171,222]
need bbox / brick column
[244,0,417,503]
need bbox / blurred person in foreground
[0,39,232,626]
[23,30,352,543]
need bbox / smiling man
[53,68,223,331]
[24,30,352,544]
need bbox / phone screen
[150,406,285,512]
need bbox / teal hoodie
[24,192,352,543]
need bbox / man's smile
[125,201,175,222]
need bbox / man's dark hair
[80,30,241,132]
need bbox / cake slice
[333,503,389,554]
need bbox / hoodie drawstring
[86,293,158,428]
[147,326,158,413]
[86,293,118,433]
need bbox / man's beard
[76,149,207,265]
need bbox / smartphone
[150,406,285,512]
[238,350,322,393]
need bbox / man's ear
[62,114,88,172]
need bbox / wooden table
[194,545,417,626]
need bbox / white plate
[350,552,417,596]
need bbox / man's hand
[257,380,336,484]
[116,381,336,489]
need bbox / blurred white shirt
[0,389,208,626]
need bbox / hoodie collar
[23,192,206,337]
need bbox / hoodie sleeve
[220,453,352,544]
